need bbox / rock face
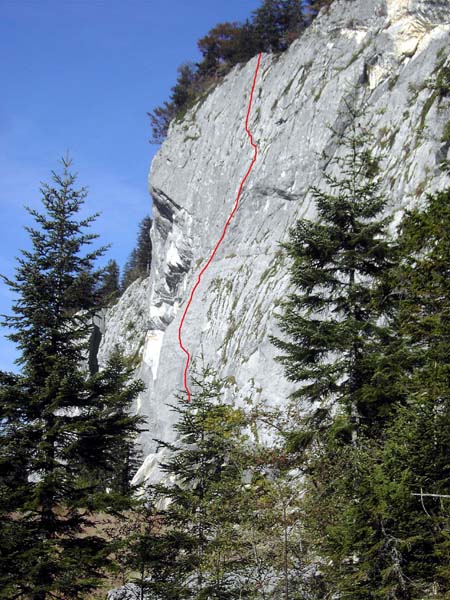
[99,0,450,478]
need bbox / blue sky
[0,0,261,372]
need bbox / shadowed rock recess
[97,0,450,484]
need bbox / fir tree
[231,20,261,65]
[278,0,305,48]
[121,247,138,291]
[271,102,402,597]
[197,22,247,77]
[148,101,177,144]
[251,0,305,53]
[170,64,198,110]
[130,366,251,600]
[121,215,153,293]
[375,181,450,597]
[252,0,285,53]
[272,102,397,444]
[148,64,199,143]
[98,258,121,305]
[135,215,153,277]
[0,157,145,599]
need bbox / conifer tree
[148,101,176,144]
[271,103,402,597]
[278,0,305,47]
[240,450,307,600]
[197,23,244,76]
[135,215,152,277]
[251,0,304,53]
[130,366,251,599]
[231,20,260,64]
[0,157,144,599]
[170,64,198,110]
[99,258,121,305]
[272,102,397,444]
[375,181,450,597]
[121,215,153,293]
[121,248,139,292]
[252,0,284,53]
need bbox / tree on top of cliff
[252,0,305,53]
[148,63,198,143]
[136,215,153,276]
[148,0,325,143]
[197,22,247,77]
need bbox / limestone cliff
[98,0,450,483]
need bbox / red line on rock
[177,52,262,402]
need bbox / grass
[434,63,450,98]
[282,78,294,97]
[442,120,450,143]
[259,249,285,285]
[418,92,437,133]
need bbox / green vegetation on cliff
[149,0,334,142]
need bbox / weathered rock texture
[99,0,450,482]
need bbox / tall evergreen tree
[0,157,144,599]
[170,63,198,110]
[129,366,252,600]
[148,101,177,145]
[278,0,305,47]
[301,180,450,595]
[251,0,304,53]
[252,0,285,53]
[121,215,153,293]
[197,22,247,76]
[271,103,402,597]
[135,215,153,277]
[375,181,450,597]
[98,258,121,305]
[121,248,139,292]
[272,103,397,445]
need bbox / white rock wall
[101,0,450,468]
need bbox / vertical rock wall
[98,0,450,478]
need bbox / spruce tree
[130,366,251,600]
[278,0,305,47]
[251,0,304,53]
[135,215,152,277]
[271,104,402,597]
[121,215,153,293]
[376,181,450,597]
[231,20,260,65]
[252,0,284,53]
[272,103,397,444]
[99,258,121,305]
[121,248,139,292]
[170,64,198,110]
[0,157,144,599]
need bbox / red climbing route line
[178,52,262,402]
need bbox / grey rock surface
[101,0,450,480]
[107,583,141,600]
[97,276,151,369]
